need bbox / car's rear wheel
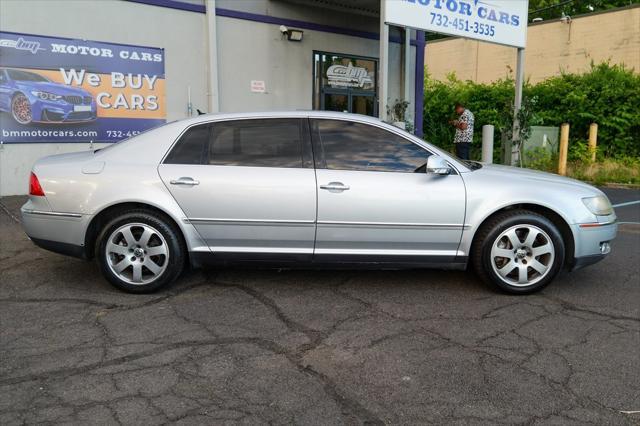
[472,210,565,294]
[96,210,185,293]
[11,93,33,125]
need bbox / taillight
[29,172,45,196]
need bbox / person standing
[449,102,474,160]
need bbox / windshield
[461,160,483,170]
[7,69,49,82]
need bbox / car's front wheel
[96,210,185,293]
[472,210,565,294]
[11,93,33,125]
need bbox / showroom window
[313,119,429,173]
[313,52,378,117]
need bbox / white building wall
[0,0,207,196]
[214,0,412,114]
[215,16,411,114]
[0,0,415,196]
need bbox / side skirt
[190,251,468,271]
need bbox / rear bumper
[21,202,90,258]
[30,237,86,259]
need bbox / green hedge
[423,62,640,162]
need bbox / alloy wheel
[490,224,555,287]
[105,223,169,285]
[12,94,33,125]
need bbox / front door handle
[320,182,350,191]
[170,177,200,186]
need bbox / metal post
[511,47,525,166]
[482,125,495,163]
[588,123,598,162]
[379,0,389,121]
[206,0,220,113]
[414,31,425,137]
[403,27,411,124]
[558,123,570,176]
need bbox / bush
[423,62,640,161]
[423,74,515,161]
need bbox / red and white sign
[250,80,266,93]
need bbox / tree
[528,0,638,22]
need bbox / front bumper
[21,201,91,259]
[31,98,97,123]
[570,221,617,271]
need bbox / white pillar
[511,47,525,165]
[403,27,411,123]
[482,125,495,163]
[379,0,389,121]
[206,0,220,113]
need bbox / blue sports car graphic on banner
[0,31,166,143]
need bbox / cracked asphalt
[1,188,639,425]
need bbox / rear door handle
[170,177,200,186]
[320,182,350,191]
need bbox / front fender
[457,171,601,257]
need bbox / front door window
[313,52,377,117]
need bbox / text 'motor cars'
[21,112,617,294]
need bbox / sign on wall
[0,31,166,143]
[250,80,266,93]
[326,63,374,89]
[385,0,529,48]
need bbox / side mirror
[426,155,452,175]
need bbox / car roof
[176,110,384,126]
[167,111,472,173]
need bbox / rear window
[164,124,210,165]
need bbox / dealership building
[0,0,429,196]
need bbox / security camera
[279,25,289,34]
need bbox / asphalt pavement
[1,187,638,425]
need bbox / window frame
[310,118,435,173]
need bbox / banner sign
[385,0,529,48]
[0,31,166,143]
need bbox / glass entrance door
[313,52,377,117]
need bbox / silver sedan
[21,111,617,294]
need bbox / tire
[96,210,186,293]
[11,93,33,125]
[472,210,565,294]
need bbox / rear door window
[209,119,305,168]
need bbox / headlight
[582,196,613,216]
[31,91,62,101]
